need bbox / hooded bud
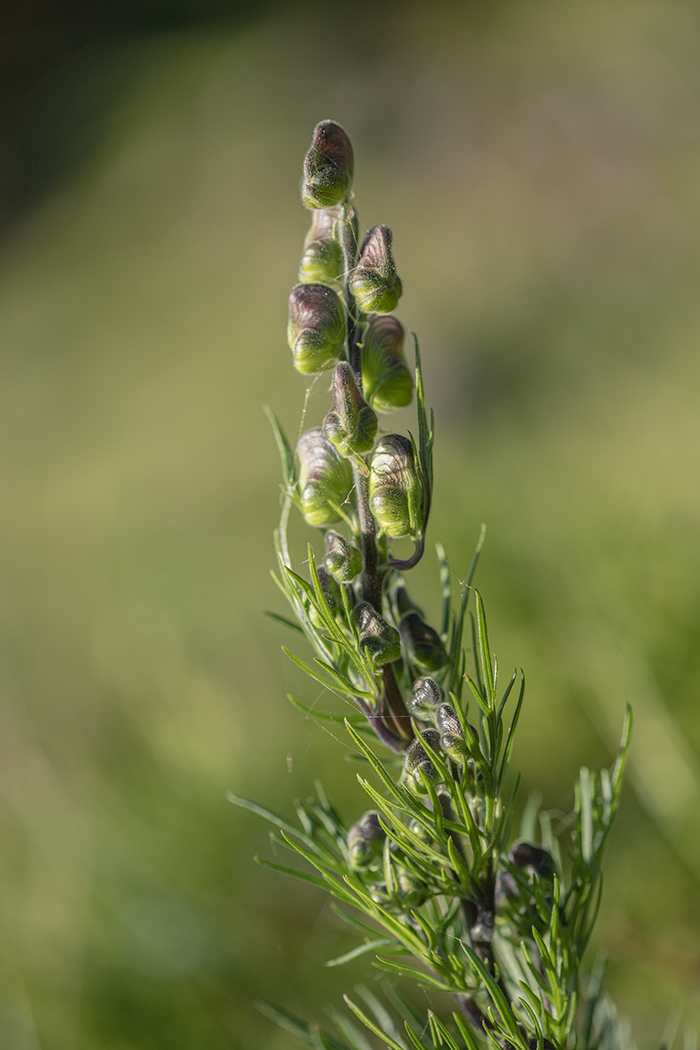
[298,208,344,285]
[347,810,385,870]
[407,676,443,721]
[324,530,362,582]
[307,566,342,629]
[361,315,413,413]
[369,435,423,538]
[509,841,554,877]
[323,362,378,458]
[296,428,353,527]
[399,612,447,673]
[302,121,354,209]
[287,283,346,375]
[354,601,401,666]
[436,703,467,760]
[349,226,403,313]
[403,730,441,795]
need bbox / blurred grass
[0,1,700,1046]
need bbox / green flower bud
[287,283,345,375]
[396,867,429,909]
[323,362,378,458]
[369,435,423,538]
[436,703,467,760]
[354,601,401,666]
[296,428,353,527]
[403,730,441,795]
[349,226,402,313]
[509,841,554,877]
[301,120,354,209]
[361,314,413,413]
[347,811,385,870]
[407,676,443,721]
[324,530,362,582]
[399,612,447,673]
[307,566,342,629]
[298,207,344,285]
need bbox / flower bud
[369,435,423,539]
[399,612,447,673]
[296,428,353,527]
[509,841,554,877]
[349,226,402,313]
[307,566,341,629]
[361,315,413,413]
[347,810,385,870]
[324,530,362,583]
[403,730,441,795]
[301,120,354,209]
[407,676,443,721]
[396,867,429,909]
[298,208,344,285]
[323,362,378,458]
[436,703,467,760]
[354,601,401,666]
[287,283,345,375]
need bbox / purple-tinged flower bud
[301,121,354,210]
[403,730,441,795]
[324,530,362,583]
[361,314,413,413]
[287,283,345,375]
[347,810,385,870]
[349,226,402,314]
[323,362,378,458]
[354,601,401,667]
[369,435,423,538]
[399,612,447,673]
[296,428,353,528]
[407,676,443,721]
[436,703,467,760]
[298,207,344,285]
[509,841,554,876]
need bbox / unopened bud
[436,703,467,760]
[354,602,401,666]
[323,362,378,457]
[509,841,554,877]
[349,226,402,314]
[399,612,447,673]
[298,208,344,285]
[369,435,423,539]
[396,867,429,909]
[403,730,441,794]
[361,315,413,412]
[287,283,345,375]
[347,811,385,870]
[324,530,362,582]
[296,428,353,528]
[302,121,354,210]
[407,676,443,721]
[307,566,341,629]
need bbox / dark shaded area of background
[1,1,700,1048]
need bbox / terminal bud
[302,121,354,209]
[287,283,345,375]
[323,362,378,457]
[369,435,423,538]
[347,811,385,870]
[324,530,362,583]
[354,602,401,666]
[361,314,413,412]
[296,428,353,527]
[349,226,402,313]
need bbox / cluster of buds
[278,120,440,751]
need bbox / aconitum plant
[231,121,633,1050]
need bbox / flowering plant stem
[230,121,634,1050]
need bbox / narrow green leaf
[254,856,331,891]
[343,997,407,1050]
[475,591,495,704]
[256,1001,351,1050]
[452,1010,484,1050]
[288,694,365,724]
[282,647,351,698]
[227,793,313,844]
[264,406,295,486]
[264,609,305,634]
[325,938,394,968]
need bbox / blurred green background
[1,0,700,1046]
